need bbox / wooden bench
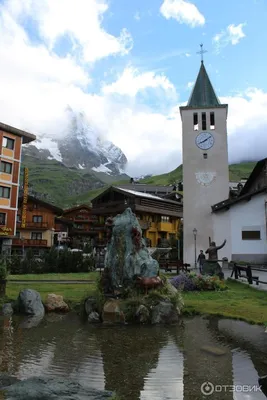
[230,263,259,285]
[160,261,190,274]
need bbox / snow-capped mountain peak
[23,107,128,177]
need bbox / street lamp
[193,228,197,269]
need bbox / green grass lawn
[5,282,96,305]
[183,279,267,324]
[8,272,99,281]
[3,275,267,325]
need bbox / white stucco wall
[213,193,267,263]
[181,106,229,265]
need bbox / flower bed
[169,272,227,292]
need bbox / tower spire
[197,43,207,63]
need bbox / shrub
[0,260,8,280]
[9,247,95,274]
[169,273,197,291]
[192,274,227,291]
[169,272,227,292]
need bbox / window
[31,232,42,240]
[193,113,198,131]
[15,231,20,238]
[161,216,170,222]
[33,215,43,223]
[242,230,261,240]
[2,136,14,150]
[16,214,21,222]
[210,112,215,130]
[0,213,6,225]
[0,186,11,199]
[203,153,208,159]
[202,112,207,130]
[0,161,12,174]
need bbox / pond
[0,314,267,399]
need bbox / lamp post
[193,228,197,269]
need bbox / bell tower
[180,51,230,266]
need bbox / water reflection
[141,338,183,399]
[0,314,267,400]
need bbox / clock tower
[180,59,231,265]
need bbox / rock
[151,301,179,325]
[5,376,113,400]
[201,345,227,356]
[105,208,159,289]
[136,304,150,323]
[259,375,267,397]
[0,373,20,389]
[1,302,13,316]
[17,289,45,317]
[84,297,98,315]
[44,294,69,313]
[165,281,178,296]
[88,311,100,323]
[102,299,125,324]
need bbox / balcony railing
[12,239,48,247]
[17,222,49,229]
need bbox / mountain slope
[140,162,257,185]
[64,161,257,207]
[21,155,105,208]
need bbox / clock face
[195,132,214,150]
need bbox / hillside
[63,161,257,207]
[140,162,257,185]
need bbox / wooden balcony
[12,239,48,247]
[17,222,49,230]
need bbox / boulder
[88,311,100,323]
[1,302,13,316]
[17,289,45,317]
[259,375,267,397]
[84,297,98,315]
[102,299,125,324]
[136,304,150,323]
[151,301,179,325]
[44,294,69,313]
[0,373,20,389]
[4,376,113,400]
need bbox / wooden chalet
[91,186,183,247]
[13,196,62,254]
[61,205,103,248]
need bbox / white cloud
[160,0,205,27]
[134,12,141,21]
[0,0,266,179]
[102,66,176,97]
[187,81,194,90]
[213,23,246,53]
[4,0,133,63]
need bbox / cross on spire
[197,43,207,63]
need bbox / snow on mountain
[23,107,128,177]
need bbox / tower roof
[187,62,220,108]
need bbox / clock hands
[199,135,211,144]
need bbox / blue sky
[0,0,266,176]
